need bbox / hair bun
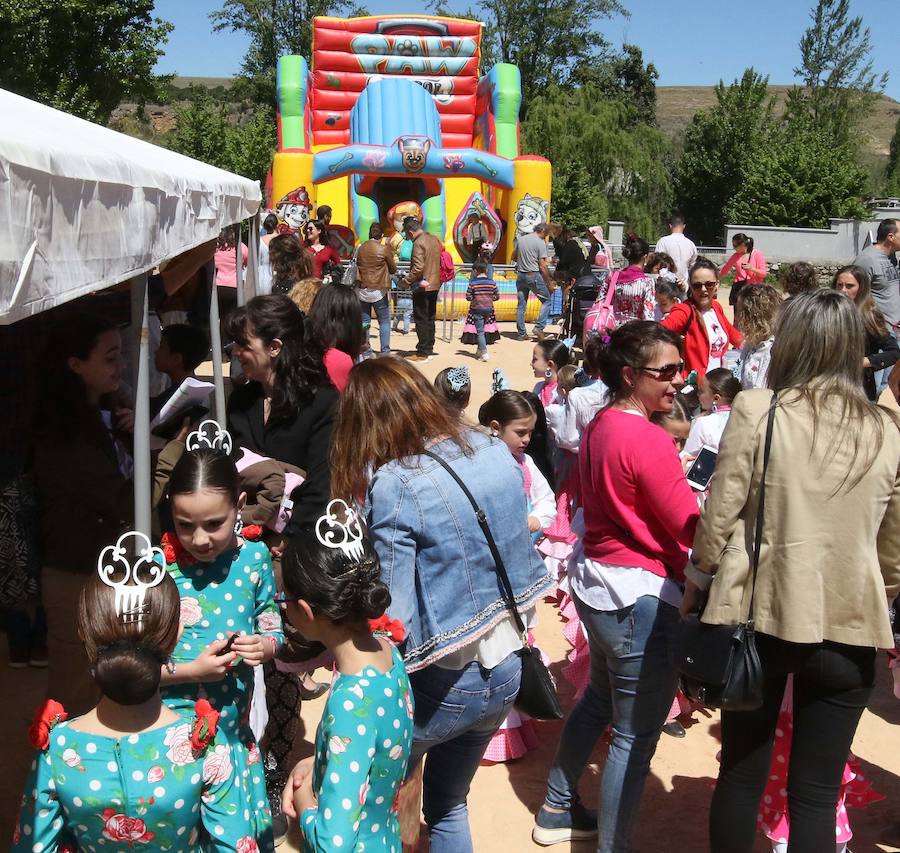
[94,642,165,706]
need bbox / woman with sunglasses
[304,219,342,281]
[661,256,742,379]
[534,321,700,851]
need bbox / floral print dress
[13,705,255,852]
[300,644,414,853]
[162,536,283,851]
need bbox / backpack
[583,270,621,345]
[439,247,456,283]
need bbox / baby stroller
[563,270,607,343]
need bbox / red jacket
[660,300,742,378]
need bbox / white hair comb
[97,532,166,625]
[186,420,233,455]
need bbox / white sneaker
[478,351,490,362]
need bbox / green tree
[433,0,625,108]
[786,0,888,146]
[523,85,671,235]
[673,69,774,244]
[0,0,173,123]
[166,93,276,188]
[725,121,868,228]
[885,117,900,196]
[211,0,365,105]
[574,43,658,127]
[165,93,231,171]
[225,108,278,188]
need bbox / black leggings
[710,634,875,853]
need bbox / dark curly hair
[281,518,390,626]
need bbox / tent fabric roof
[0,88,262,325]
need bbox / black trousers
[413,289,439,354]
[710,633,875,853]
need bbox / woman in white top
[682,368,743,457]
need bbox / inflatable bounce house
[268,14,552,320]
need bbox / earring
[490,430,498,437]
[544,368,553,379]
[712,401,718,413]
[165,658,176,675]
[234,511,244,537]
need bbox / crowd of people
[2,208,900,853]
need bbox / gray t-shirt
[515,232,549,273]
[854,245,900,330]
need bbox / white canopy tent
[0,88,262,534]
[0,87,261,323]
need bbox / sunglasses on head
[639,361,684,382]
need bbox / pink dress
[757,677,882,846]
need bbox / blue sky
[153,0,900,101]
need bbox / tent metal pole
[235,222,246,308]
[207,262,227,427]
[131,273,151,537]
[247,212,260,298]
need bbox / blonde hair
[556,364,579,394]
[288,277,323,314]
[767,289,897,490]
[737,284,781,346]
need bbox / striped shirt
[466,277,500,311]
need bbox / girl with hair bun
[609,233,658,324]
[531,338,572,407]
[13,534,254,852]
[160,432,284,851]
[279,502,413,853]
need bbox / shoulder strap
[422,450,527,637]
[746,393,778,621]
[602,270,620,307]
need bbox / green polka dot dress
[162,538,283,851]
[300,645,414,853]
[13,715,256,852]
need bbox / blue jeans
[470,307,491,353]
[545,594,680,853]
[393,297,412,332]
[360,294,391,353]
[407,651,521,853]
[516,272,552,334]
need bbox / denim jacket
[365,430,553,672]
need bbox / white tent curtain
[0,88,262,324]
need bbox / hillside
[112,79,899,170]
[656,85,899,163]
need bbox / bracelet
[266,635,279,659]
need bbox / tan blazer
[408,231,443,292]
[693,388,900,649]
[356,238,396,292]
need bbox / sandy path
[2,308,899,852]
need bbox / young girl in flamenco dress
[13,530,255,851]
[159,423,284,851]
[477,391,555,762]
[279,499,414,852]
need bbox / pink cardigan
[579,408,700,580]
[721,249,767,283]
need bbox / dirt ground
[3,307,900,852]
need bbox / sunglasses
[690,280,716,290]
[639,362,684,382]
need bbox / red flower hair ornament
[368,615,406,643]
[161,526,262,566]
[190,698,220,752]
[29,699,68,750]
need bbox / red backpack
[439,248,456,283]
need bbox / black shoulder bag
[677,393,777,711]
[423,451,563,720]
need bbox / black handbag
[423,451,564,721]
[677,394,777,712]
